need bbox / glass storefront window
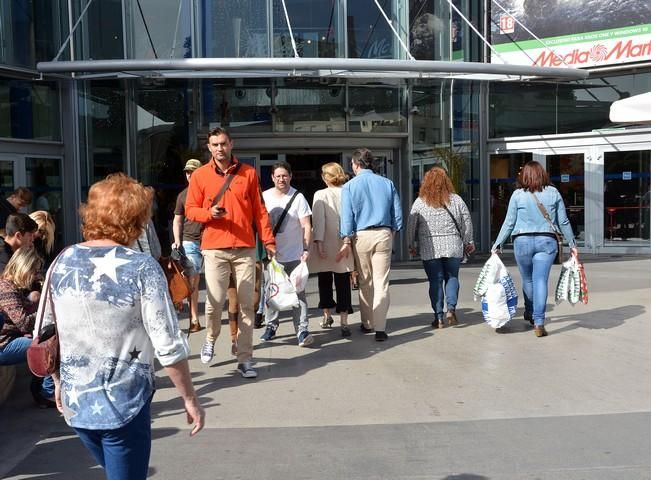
[202,80,272,133]
[202,0,269,57]
[74,0,124,60]
[348,84,405,132]
[0,78,60,141]
[274,82,345,132]
[604,150,650,246]
[129,0,193,59]
[347,0,396,59]
[489,82,557,138]
[0,0,68,67]
[409,0,450,61]
[78,81,127,188]
[547,154,585,245]
[273,0,340,57]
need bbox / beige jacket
[308,187,354,274]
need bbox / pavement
[2,254,651,480]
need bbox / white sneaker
[200,341,214,364]
[237,362,258,379]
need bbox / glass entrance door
[489,152,532,243]
[601,149,650,246]
[546,153,586,245]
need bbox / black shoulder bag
[272,190,299,236]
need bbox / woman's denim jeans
[422,257,461,318]
[513,235,557,326]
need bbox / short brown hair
[419,167,455,208]
[79,173,153,245]
[351,148,374,170]
[519,161,551,192]
[9,187,32,206]
[2,246,42,289]
[207,127,232,141]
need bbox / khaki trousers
[353,228,393,332]
[202,248,255,363]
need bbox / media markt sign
[492,24,651,67]
[490,2,651,68]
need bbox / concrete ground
[2,254,651,479]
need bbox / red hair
[419,167,455,208]
[79,173,153,245]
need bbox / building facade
[1,0,649,255]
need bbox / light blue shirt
[340,169,403,237]
[492,186,576,249]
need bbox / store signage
[490,2,651,68]
[561,174,570,183]
[622,171,632,180]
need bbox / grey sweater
[406,194,474,260]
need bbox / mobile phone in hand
[216,207,227,214]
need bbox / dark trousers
[317,271,353,313]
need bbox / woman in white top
[308,163,355,337]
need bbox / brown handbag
[159,256,193,308]
[27,247,69,378]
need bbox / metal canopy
[37,58,589,81]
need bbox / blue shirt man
[338,148,402,341]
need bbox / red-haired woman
[492,161,578,337]
[407,167,475,328]
[39,173,204,479]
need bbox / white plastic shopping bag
[475,254,518,328]
[289,261,309,293]
[265,258,300,311]
[555,255,581,305]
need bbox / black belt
[363,225,390,230]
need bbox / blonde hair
[2,246,43,289]
[29,210,56,255]
[79,173,153,245]
[321,162,348,187]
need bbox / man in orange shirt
[185,128,276,378]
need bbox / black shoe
[524,311,533,326]
[254,313,264,329]
[375,331,388,342]
[341,325,351,337]
[360,324,373,334]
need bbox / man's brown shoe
[534,326,548,337]
[188,321,203,333]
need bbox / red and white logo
[589,44,608,62]
[499,15,515,34]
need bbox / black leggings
[317,271,353,314]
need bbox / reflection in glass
[0,161,15,196]
[136,80,191,247]
[409,0,450,61]
[0,78,60,141]
[202,81,272,133]
[604,150,650,246]
[347,0,395,59]
[490,152,532,243]
[273,0,339,57]
[547,154,585,245]
[78,81,126,188]
[489,82,556,138]
[0,0,68,67]
[26,157,64,252]
[129,0,192,58]
[74,0,123,60]
[348,84,405,133]
[202,0,269,57]
[275,83,345,132]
